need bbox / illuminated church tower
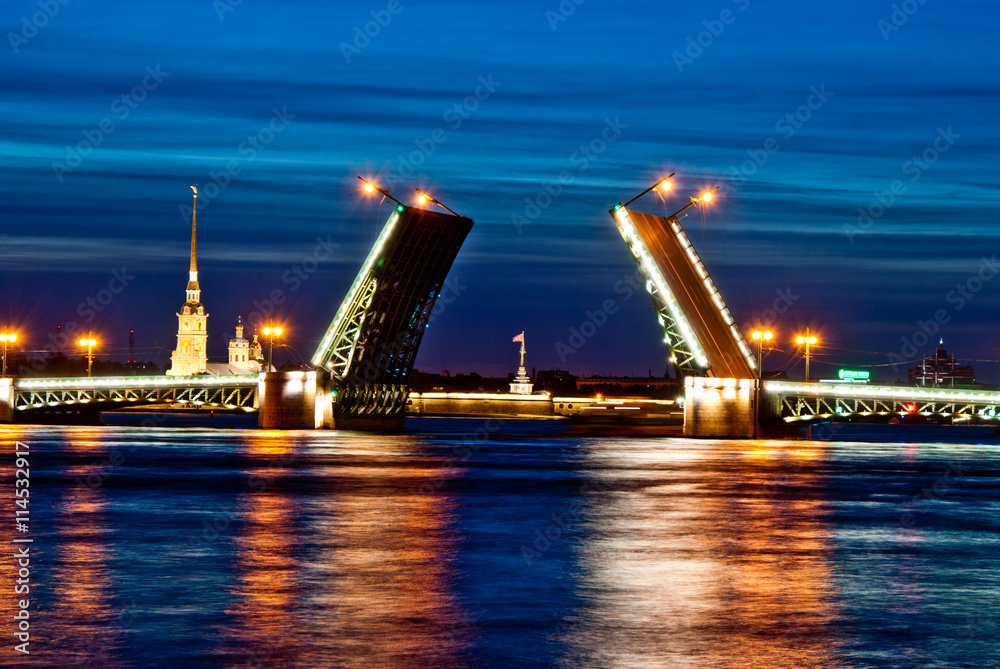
[167,185,209,376]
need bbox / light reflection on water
[563,440,840,668]
[0,420,997,668]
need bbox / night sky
[2,0,999,381]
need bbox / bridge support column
[0,377,13,424]
[683,377,757,439]
[258,371,332,430]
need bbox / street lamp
[78,334,97,377]
[357,176,405,208]
[796,330,818,382]
[621,173,676,208]
[750,325,773,440]
[262,325,283,371]
[667,186,719,219]
[414,188,463,217]
[750,327,773,381]
[0,330,17,377]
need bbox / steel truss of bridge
[13,375,260,412]
[609,204,757,380]
[311,204,473,422]
[766,381,1000,422]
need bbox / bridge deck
[13,375,259,412]
[614,207,755,378]
[765,381,1000,421]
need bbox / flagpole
[519,331,525,368]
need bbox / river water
[1,417,998,668]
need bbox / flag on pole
[512,333,523,343]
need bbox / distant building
[909,342,975,386]
[167,187,209,376]
[206,317,268,375]
[576,376,675,388]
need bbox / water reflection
[48,428,124,668]
[222,431,303,667]
[563,439,839,668]
[294,437,470,668]
[222,432,471,668]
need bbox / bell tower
[167,184,209,376]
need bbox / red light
[906,404,916,412]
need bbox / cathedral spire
[168,183,209,376]
[186,184,200,303]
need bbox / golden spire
[189,184,198,279]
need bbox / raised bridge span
[607,184,990,438]
[1,179,979,436]
[2,197,473,430]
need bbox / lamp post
[796,330,817,382]
[414,188,464,217]
[750,325,773,439]
[262,324,283,371]
[0,330,16,377]
[751,326,773,381]
[78,334,97,377]
[620,173,676,208]
[357,176,405,208]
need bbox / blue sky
[2,0,999,380]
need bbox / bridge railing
[765,381,1000,421]
[13,374,260,412]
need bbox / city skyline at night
[3,0,999,382]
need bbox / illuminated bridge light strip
[312,210,401,366]
[765,381,1000,404]
[614,208,710,369]
[669,218,756,372]
[15,375,260,390]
